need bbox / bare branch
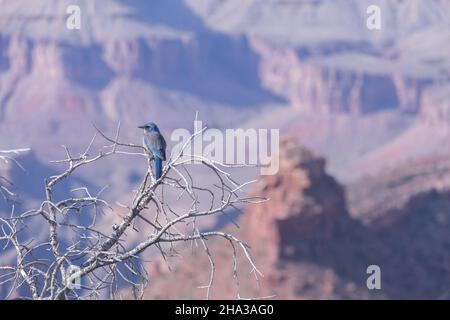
[0,121,266,300]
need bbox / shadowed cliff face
[141,139,450,299]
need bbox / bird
[138,122,167,180]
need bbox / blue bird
[138,122,167,180]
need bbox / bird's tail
[154,157,163,180]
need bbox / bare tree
[0,122,265,300]
[0,148,29,202]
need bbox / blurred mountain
[141,139,450,299]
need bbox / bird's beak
[138,125,145,129]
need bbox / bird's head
[138,122,160,133]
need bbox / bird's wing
[144,132,166,161]
[159,134,167,160]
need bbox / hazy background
[1,0,450,299]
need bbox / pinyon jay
[138,122,166,180]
